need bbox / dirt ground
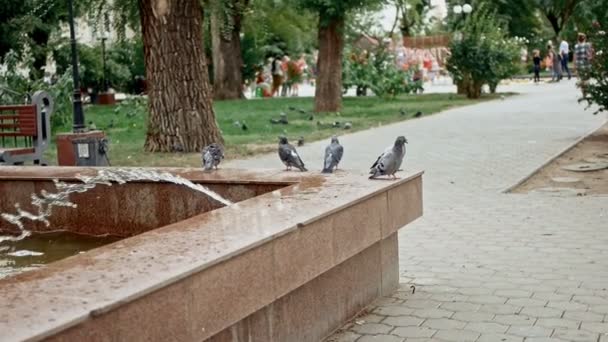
[513,122,608,195]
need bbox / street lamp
[67,0,85,132]
[100,31,110,92]
[462,4,473,14]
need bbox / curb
[501,119,608,194]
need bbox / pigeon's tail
[298,166,308,172]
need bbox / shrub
[579,23,608,115]
[342,45,422,98]
[446,6,523,98]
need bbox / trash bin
[71,136,110,166]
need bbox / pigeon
[414,111,422,118]
[400,108,407,116]
[343,122,352,130]
[241,122,248,131]
[332,121,341,128]
[288,106,297,111]
[201,143,225,171]
[308,115,314,121]
[322,136,344,173]
[278,136,307,171]
[233,120,241,127]
[279,112,289,124]
[88,121,97,131]
[369,136,408,179]
[297,136,305,146]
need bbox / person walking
[271,56,283,97]
[532,49,541,83]
[548,45,561,82]
[574,33,593,96]
[559,37,571,79]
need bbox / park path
[228,80,608,342]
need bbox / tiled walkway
[228,81,608,341]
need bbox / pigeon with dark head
[322,136,344,173]
[201,143,225,171]
[369,136,407,179]
[278,136,307,171]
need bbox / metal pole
[101,37,107,92]
[68,0,85,133]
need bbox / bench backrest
[0,105,38,138]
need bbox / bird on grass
[322,136,344,174]
[278,136,307,171]
[297,136,305,146]
[400,108,407,116]
[369,136,407,179]
[414,111,422,118]
[201,143,224,171]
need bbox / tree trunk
[314,16,344,113]
[210,0,246,100]
[140,0,223,152]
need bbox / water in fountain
[0,168,233,243]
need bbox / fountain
[0,166,423,342]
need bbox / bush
[446,6,523,98]
[579,23,608,115]
[52,38,144,94]
[342,45,423,99]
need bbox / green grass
[42,93,508,167]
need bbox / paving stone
[465,321,509,334]
[373,306,415,317]
[432,329,480,342]
[495,290,532,298]
[479,304,522,315]
[477,334,523,342]
[360,314,386,323]
[552,328,600,341]
[535,318,580,329]
[402,299,441,310]
[325,330,361,342]
[524,338,568,342]
[506,298,547,307]
[412,308,454,319]
[469,296,508,305]
[357,335,404,342]
[563,311,605,322]
[381,316,424,327]
[422,318,466,330]
[452,311,495,322]
[547,300,588,311]
[532,293,572,301]
[440,302,481,313]
[590,306,608,315]
[350,323,392,335]
[580,322,608,333]
[506,325,554,337]
[493,314,536,326]
[520,306,563,318]
[391,326,436,338]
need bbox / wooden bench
[0,91,53,165]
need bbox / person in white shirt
[559,38,571,80]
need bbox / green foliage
[297,0,379,21]
[52,38,144,94]
[240,0,317,82]
[579,24,608,115]
[446,5,523,98]
[343,46,423,99]
[0,51,74,130]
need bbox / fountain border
[0,167,423,342]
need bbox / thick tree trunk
[140,0,223,152]
[314,16,344,113]
[210,1,246,100]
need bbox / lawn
[43,93,508,167]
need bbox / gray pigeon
[322,136,344,173]
[278,136,307,171]
[201,143,224,170]
[369,136,407,179]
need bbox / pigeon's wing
[333,144,344,164]
[369,149,397,178]
[202,147,214,170]
[322,145,335,173]
[278,145,291,165]
[288,146,307,171]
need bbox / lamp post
[67,0,85,133]
[100,31,109,92]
